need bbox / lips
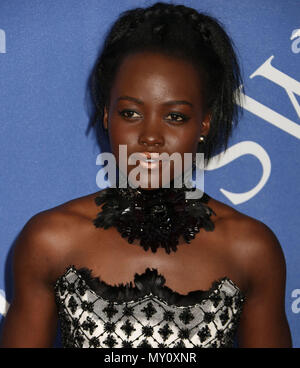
[130,152,165,169]
[141,152,160,162]
[139,153,159,169]
[131,152,161,163]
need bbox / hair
[88,1,244,163]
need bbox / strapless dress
[54,266,246,348]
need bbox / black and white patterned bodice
[54,266,246,348]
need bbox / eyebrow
[116,95,194,108]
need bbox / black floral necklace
[93,174,216,254]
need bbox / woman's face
[103,51,210,189]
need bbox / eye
[165,112,190,123]
[118,109,141,119]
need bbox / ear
[200,111,211,137]
[103,105,109,130]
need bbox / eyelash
[118,109,190,123]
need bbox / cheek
[109,121,136,144]
[168,128,200,153]
[108,125,139,160]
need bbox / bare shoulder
[13,191,101,285]
[209,196,286,295]
[1,192,101,347]
[209,195,284,255]
[209,199,292,347]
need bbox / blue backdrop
[0,0,299,348]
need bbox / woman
[0,2,292,348]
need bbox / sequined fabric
[54,266,246,348]
[93,185,216,254]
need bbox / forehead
[110,51,204,102]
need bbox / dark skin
[0,52,292,348]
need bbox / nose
[138,119,164,148]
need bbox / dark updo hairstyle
[89,1,244,163]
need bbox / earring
[193,135,205,169]
[196,134,206,155]
[199,135,206,144]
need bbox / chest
[60,223,246,296]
